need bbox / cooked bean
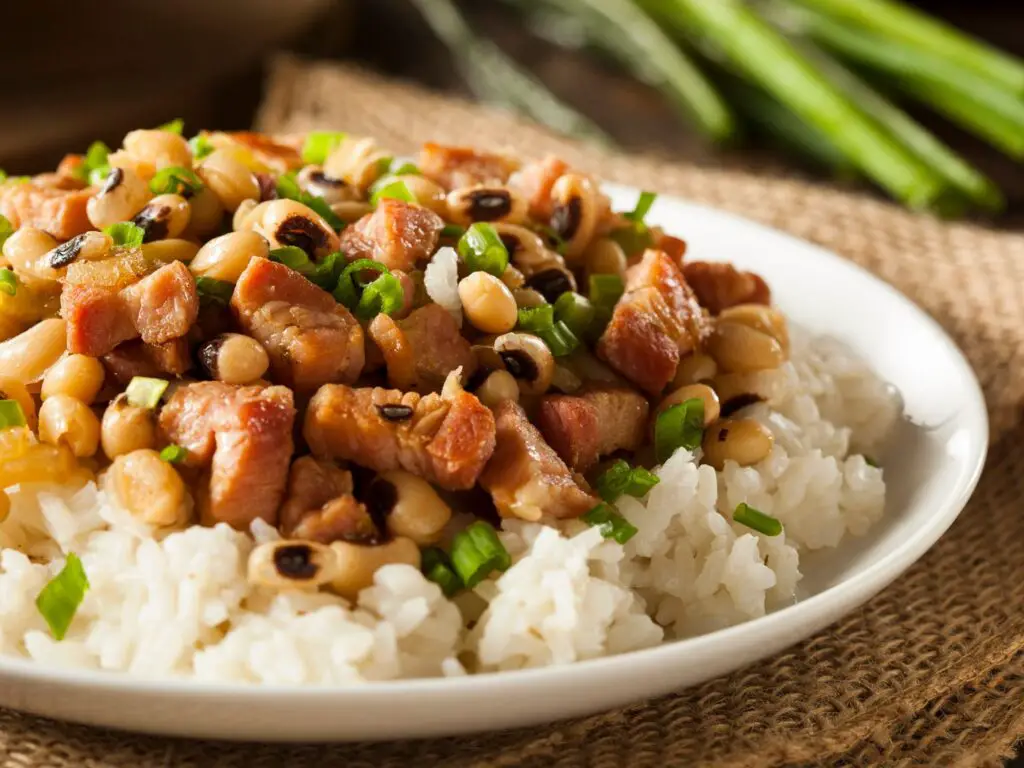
[549,173,603,260]
[2,228,60,285]
[296,165,357,206]
[524,267,575,303]
[0,377,37,429]
[712,369,789,417]
[41,354,105,404]
[718,303,790,355]
[248,540,339,590]
[701,418,774,470]
[672,353,718,389]
[232,198,263,231]
[122,129,192,173]
[367,470,453,546]
[474,369,520,408]
[458,272,518,334]
[323,135,390,190]
[198,148,261,212]
[657,383,720,426]
[107,448,190,528]
[132,193,190,242]
[198,333,270,385]
[256,198,340,259]
[500,265,525,290]
[447,185,527,226]
[328,536,420,600]
[101,395,157,459]
[329,200,373,223]
[45,231,112,269]
[185,186,226,239]
[142,238,201,265]
[0,491,9,524]
[583,237,628,280]
[707,322,785,374]
[86,167,152,229]
[0,318,67,384]
[494,332,555,395]
[38,395,100,457]
[511,287,547,308]
[399,175,448,216]
[190,230,269,283]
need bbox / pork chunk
[537,388,649,472]
[278,456,379,544]
[507,156,568,220]
[102,338,191,384]
[418,143,520,190]
[231,257,364,391]
[159,381,295,528]
[0,181,92,241]
[597,249,710,395]
[682,261,771,315]
[338,199,443,272]
[479,400,598,521]
[368,303,476,392]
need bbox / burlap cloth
[3,57,1023,767]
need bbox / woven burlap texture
[3,57,1023,767]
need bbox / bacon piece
[479,400,598,521]
[159,381,295,528]
[231,257,364,391]
[682,261,771,315]
[226,131,304,172]
[338,199,443,272]
[278,456,379,544]
[418,143,520,190]
[304,374,496,491]
[597,249,711,395]
[368,304,476,392]
[0,182,92,241]
[102,338,191,384]
[508,155,568,220]
[537,388,650,472]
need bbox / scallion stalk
[733,502,783,536]
[0,400,27,430]
[457,223,509,277]
[450,521,512,588]
[35,553,89,641]
[581,503,638,544]
[125,377,169,410]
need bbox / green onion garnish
[35,553,89,641]
[553,291,596,338]
[195,276,235,306]
[156,118,184,135]
[625,191,657,223]
[588,274,625,308]
[457,223,509,277]
[517,304,555,332]
[421,547,463,597]
[654,398,705,463]
[0,170,6,183]
[534,224,568,255]
[89,165,112,187]
[389,160,421,176]
[0,399,27,429]
[369,178,416,206]
[268,246,314,275]
[582,503,639,545]
[594,460,660,502]
[275,171,344,231]
[450,521,512,588]
[72,140,111,184]
[125,377,169,410]
[516,305,580,357]
[376,156,395,175]
[159,444,188,464]
[189,134,215,161]
[865,456,880,468]
[441,223,466,239]
[356,272,404,319]
[733,503,782,537]
[308,250,347,291]
[301,131,347,165]
[0,214,13,249]
[332,258,388,306]
[0,268,17,297]
[149,166,204,197]
[102,221,145,248]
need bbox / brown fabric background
[2,56,1023,767]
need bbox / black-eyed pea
[296,165,357,205]
[399,175,448,216]
[106,448,190,528]
[712,369,789,418]
[323,135,389,189]
[190,230,269,283]
[367,470,452,546]
[122,129,192,172]
[511,287,547,309]
[446,185,528,227]
[198,333,270,385]
[582,237,628,280]
[185,186,226,239]
[198,148,261,212]
[494,332,555,395]
[257,198,340,259]
[86,167,152,229]
[500,265,525,290]
[142,238,201,265]
[706,322,785,374]
[328,537,421,600]
[657,384,720,426]
[701,418,774,470]
[329,201,373,223]
[2,228,60,285]
[232,199,264,231]
[247,540,339,591]
[101,395,156,459]
[672,353,718,388]
[549,173,601,261]
[41,354,105,404]
[718,304,790,356]
[132,194,191,242]
[38,395,100,457]
[458,272,518,334]
[474,369,520,408]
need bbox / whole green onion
[370,178,416,206]
[733,502,783,536]
[553,291,596,338]
[195,277,235,306]
[35,553,89,641]
[102,222,145,248]
[582,503,639,544]
[457,223,510,277]
[654,398,705,463]
[450,521,512,588]
[0,400,27,430]
[159,444,188,464]
[302,131,348,165]
[0,269,17,297]
[125,377,169,410]
[149,166,204,197]
[421,547,464,597]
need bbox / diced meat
[479,400,598,521]
[63,260,199,357]
[102,338,191,384]
[655,233,687,266]
[159,381,295,528]
[231,257,364,391]
[682,261,771,315]
[225,131,304,172]
[279,456,379,543]
[55,154,90,187]
[508,156,568,220]
[0,181,92,241]
[368,304,476,392]
[597,249,711,395]
[418,143,520,190]
[304,374,496,490]
[537,388,650,472]
[338,200,443,272]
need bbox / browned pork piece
[682,261,771,315]
[304,373,496,490]
[597,249,711,395]
[279,456,379,544]
[0,180,92,241]
[537,388,650,472]
[418,142,520,190]
[102,338,191,384]
[231,257,364,391]
[368,303,476,392]
[479,400,598,521]
[62,260,199,357]
[225,131,304,172]
[159,381,296,529]
[508,155,569,220]
[338,199,444,272]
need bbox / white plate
[0,186,988,742]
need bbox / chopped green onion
[356,272,405,319]
[553,291,596,338]
[864,456,879,468]
[609,222,653,257]
[654,398,705,463]
[35,553,89,641]
[389,159,421,176]
[125,377,169,410]
[301,131,348,164]
[156,118,184,134]
[309,250,347,291]
[88,165,112,187]
[421,547,463,597]
[594,459,660,502]
[276,171,303,200]
[149,166,204,197]
[0,269,17,297]
[332,258,389,306]
[376,156,395,176]
[588,274,625,308]
[268,246,314,275]
[625,190,657,222]
[189,134,215,161]
[0,400,27,429]
[450,521,512,588]
[159,444,188,464]
[275,171,344,231]
[102,222,145,248]
[0,214,13,249]
[441,223,466,239]
[0,170,6,183]
[73,140,111,184]
[370,178,416,206]
[733,503,783,536]
[457,223,509,277]
[195,276,235,305]
[582,503,638,544]
[538,321,580,357]
[517,304,555,332]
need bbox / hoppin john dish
[0,125,899,682]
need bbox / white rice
[423,246,462,326]
[0,331,898,682]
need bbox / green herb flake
[582,503,638,545]
[35,553,89,641]
[156,118,184,135]
[159,444,188,464]
[0,400,27,429]
[301,131,348,165]
[0,268,18,297]
[102,222,145,248]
